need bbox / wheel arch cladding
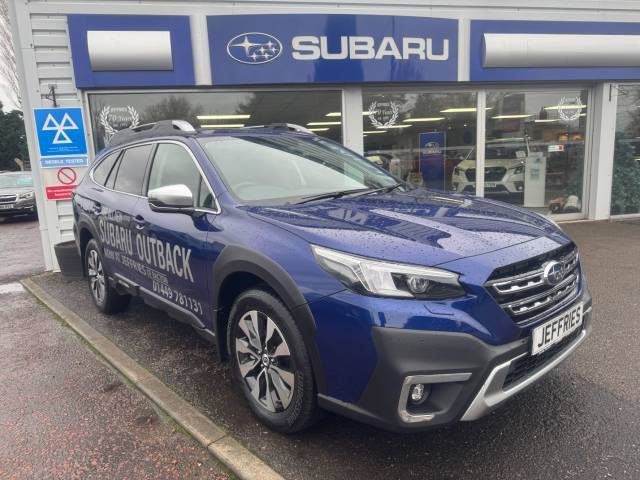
[211,245,326,393]
[78,221,99,273]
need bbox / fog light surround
[398,372,472,423]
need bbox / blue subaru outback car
[73,120,592,433]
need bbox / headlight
[312,245,465,300]
[510,165,524,175]
[18,191,35,200]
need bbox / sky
[1,80,18,111]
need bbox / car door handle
[133,215,146,230]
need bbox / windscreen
[0,174,33,188]
[199,134,397,205]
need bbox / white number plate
[0,203,14,210]
[531,302,583,356]
[485,182,498,188]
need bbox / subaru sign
[208,14,458,85]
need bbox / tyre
[85,239,130,314]
[229,288,319,433]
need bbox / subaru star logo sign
[423,141,442,155]
[227,32,283,64]
[543,260,565,286]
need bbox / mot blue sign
[207,14,458,85]
[34,107,88,157]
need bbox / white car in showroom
[451,139,528,197]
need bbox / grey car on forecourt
[0,171,37,217]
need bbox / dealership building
[9,0,640,270]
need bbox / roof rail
[108,120,197,147]
[243,123,315,134]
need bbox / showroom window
[87,90,342,151]
[362,90,477,191]
[484,90,588,215]
[611,85,640,215]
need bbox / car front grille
[0,194,17,204]
[503,326,583,388]
[464,167,507,182]
[485,167,507,181]
[485,243,580,325]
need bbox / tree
[611,133,640,215]
[143,95,202,127]
[0,103,29,170]
[0,0,20,109]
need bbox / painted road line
[21,277,284,480]
[0,282,25,294]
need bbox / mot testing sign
[33,107,89,170]
[33,107,89,200]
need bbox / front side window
[112,144,153,195]
[148,143,212,208]
[199,134,397,205]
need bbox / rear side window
[148,143,213,208]
[112,144,153,195]
[92,152,119,186]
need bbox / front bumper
[0,200,36,216]
[451,178,524,195]
[318,290,592,432]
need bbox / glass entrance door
[484,90,589,215]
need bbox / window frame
[110,143,154,197]
[89,150,121,187]
[145,140,220,213]
[89,139,221,214]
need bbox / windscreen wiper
[351,183,404,197]
[295,188,370,205]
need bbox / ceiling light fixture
[197,114,250,120]
[544,104,587,111]
[488,137,524,142]
[325,112,371,117]
[403,117,445,122]
[307,121,341,126]
[308,127,330,132]
[440,107,492,113]
[491,114,532,119]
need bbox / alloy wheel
[234,310,295,413]
[87,249,105,304]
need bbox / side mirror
[148,184,194,214]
